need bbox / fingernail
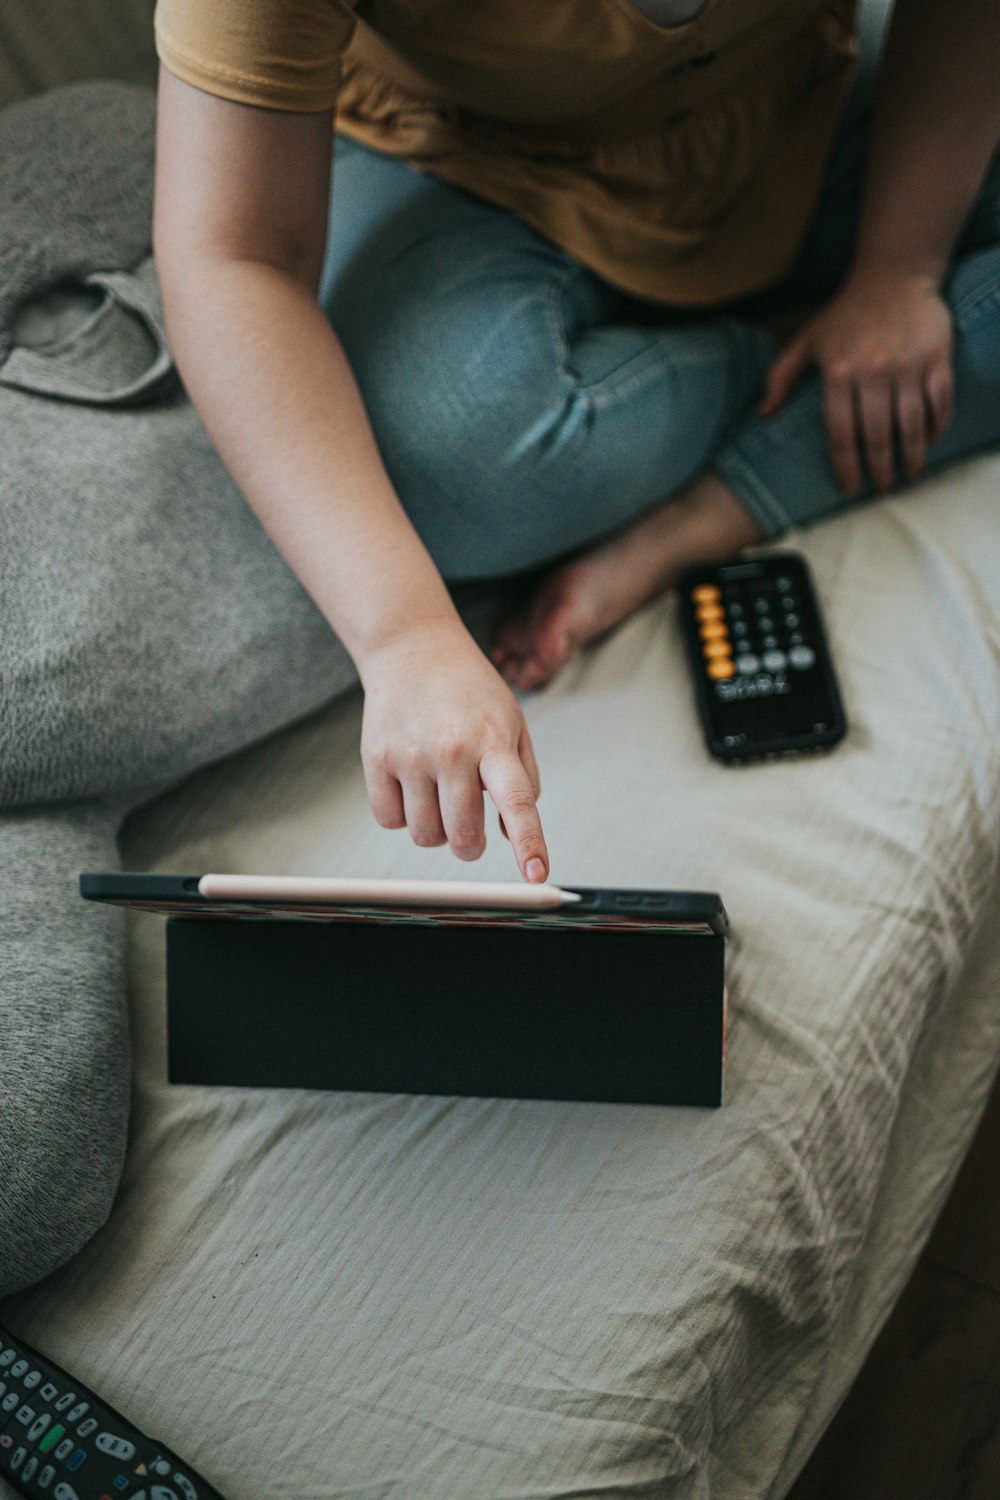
[526,857,546,883]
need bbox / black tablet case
[166,916,725,1106]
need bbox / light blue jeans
[318,8,1000,581]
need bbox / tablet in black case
[82,876,728,1106]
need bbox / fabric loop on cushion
[0,81,156,361]
[0,257,178,406]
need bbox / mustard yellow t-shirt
[153,0,859,306]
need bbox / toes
[491,565,591,691]
[491,611,533,668]
[507,615,579,692]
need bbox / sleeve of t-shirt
[154,0,357,112]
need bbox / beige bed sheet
[3,451,999,1498]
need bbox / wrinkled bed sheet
[3,453,1000,1500]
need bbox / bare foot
[490,473,764,691]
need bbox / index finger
[480,749,549,883]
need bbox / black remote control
[0,1328,229,1500]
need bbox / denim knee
[335,279,599,578]
[333,277,772,578]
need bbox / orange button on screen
[707,659,735,680]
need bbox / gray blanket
[0,81,360,1292]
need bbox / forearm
[156,252,461,676]
[853,0,1000,283]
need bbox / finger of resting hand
[481,750,548,881]
[438,771,486,861]
[859,374,895,491]
[365,762,406,830]
[760,337,809,416]
[924,360,954,446]
[895,373,928,482]
[401,773,447,848]
[822,370,862,493]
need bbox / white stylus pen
[197,875,582,910]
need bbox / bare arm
[152,66,457,665]
[152,66,549,879]
[852,0,1000,284]
[762,0,1000,491]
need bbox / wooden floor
[787,1071,1000,1500]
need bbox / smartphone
[677,551,847,764]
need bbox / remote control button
[77,1417,99,1438]
[762,650,787,671]
[153,1459,173,1476]
[699,620,727,641]
[40,1383,59,1403]
[10,1360,28,1378]
[753,597,769,613]
[39,1463,55,1488]
[96,1432,136,1460]
[55,1437,75,1461]
[730,619,748,637]
[54,1485,81,1500]
[15,1402,37,1426]
[789,632,805,646]
[695,605,724,626]
[40,1424,65,1454]
[66,1402,89,1424]
[0,1381,5,1399]
[757,615,774,632]
[707,659,734,680]
[0,1433,12,1450]
[784,612,799,628]
[151,1487,179,1499]
[24,1370,42,1390]
[727,600,744,617]
[789,645,816,669]
[67,1448,88,1470]
[23,1455,39,1481]
[29,1413,52,1441]
[776,575,793,591]
[734,653,760,674]
[172,1473,198,1500]
[692,584,720,603]
[11,1444,26,1470]
[0,1349,16,1368]
[703,638,731,659]
[780,594,795,610]
[54,1393,76,1412]
[2,1391,20,1412]
[761,635,777,650]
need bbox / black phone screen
[678,553,847,761]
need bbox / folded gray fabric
[0,801,129,1294]
[0,252,357,811]
[0,81,358,1293]
[0,82,156,365]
